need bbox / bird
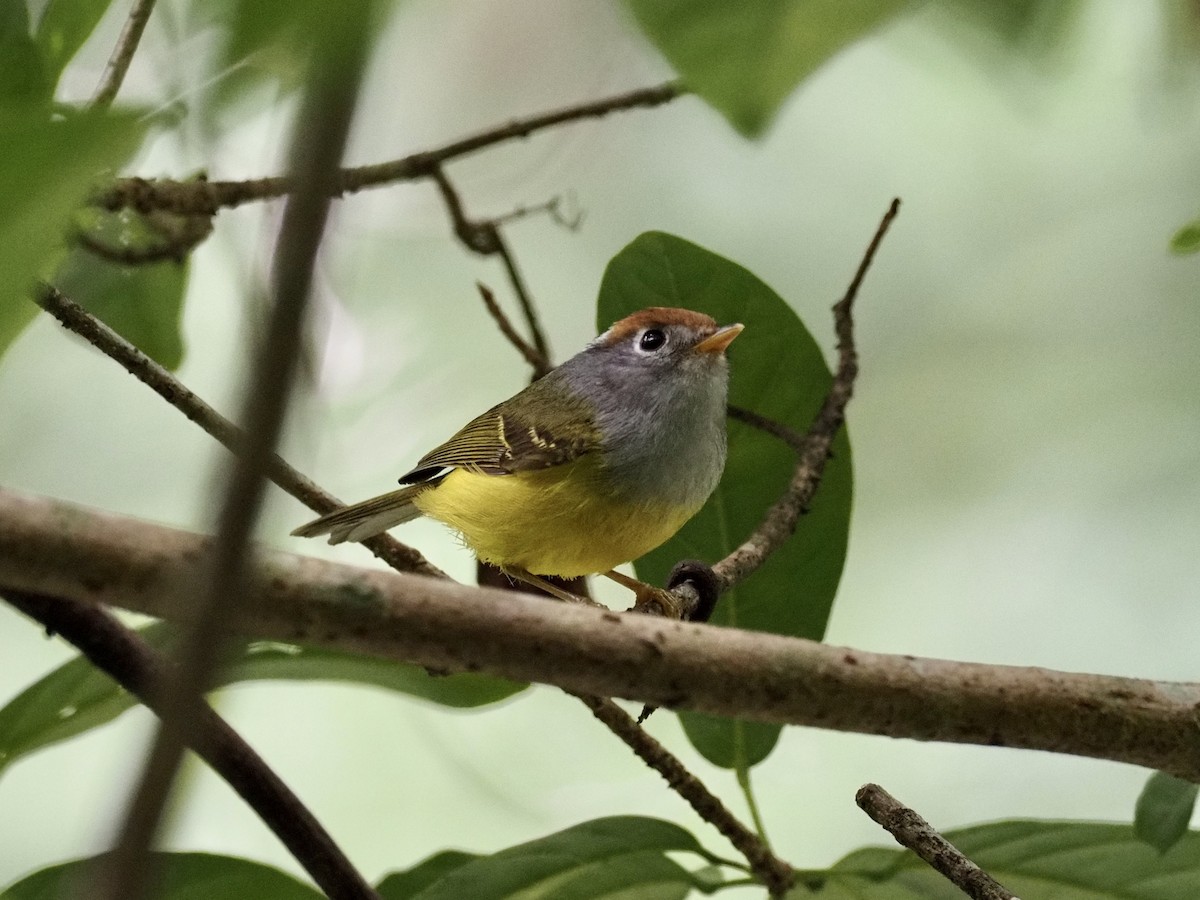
[292,306,742,614]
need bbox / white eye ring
[638,328,667,352]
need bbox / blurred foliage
[802,820,1200,898]
[624,0,920,136]
[1135,771,1200,854]
[0,622,524,780]
[0,852,325,900]
[1171,217,1200,255]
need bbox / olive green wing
[399,375,600,483]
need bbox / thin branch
[570,693,793,897]
[32,284,443,578]
[476,282,552,378]
[4,591,380,900]
[727,405,805,453]
[712,198,900,592]
[7,488,1200,781]
[92,0,158,108]
[855,784,1017,900]
[92,81,684,215]
[429,166,551,379]
[99,16,372,899]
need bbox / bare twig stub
[91,0,158,108]
[713,198,900,592]
[33,284,443,579]
[4,591,380,900]
[476,282,552,378]
[97,16,374,900]
[7,488,1200,781]
[856,784,1018,900]
[92,81,683,215]
[572,693,794,896]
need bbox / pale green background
[2,0,1199,892]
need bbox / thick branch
[4,487,1200,781]
[92,82,683,215]
[856,784,1016,900]
[4,591,379,900]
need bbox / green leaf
[816,820,1200,898]
[0,2,51,108]
[1136,772,1199,854]
[0,622,524,778]
[624,0,918,137]
[401,817,706,900]
[1170,218,1200,255]
[0,107,146,360]
[377,852,481,900]
[53,246,189,370]
[0,852,323,900]
[597,232,853,769]
[34,0,119,89]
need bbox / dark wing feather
[399,374,600,483]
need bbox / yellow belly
[412,460,699,577]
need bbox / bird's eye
[639,329,667,352]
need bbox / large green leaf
[376,852,481,900]
[624,0,918,137]
[0,622,524,778]
[382,817,709,900]
[0,852,323,900]
[0,108,145,360]
[792,821,1200,898]
[597,231,853,770]
[1136,772,1199,854]
[33,0,119,89]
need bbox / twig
[7,488,1200,780]
[429,166,551,382]
[491,194,583,231]
[855,784,1017,900]
[4,591,380,900]
[98,15,373,900]
[92,81,684,215]
[713,198,900,592]
[476,282,552,378]
[727,405,805,453]
[32,284,443,579]
[92,0,158,108]
[571,693,794,897]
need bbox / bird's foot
[604,570,686,619]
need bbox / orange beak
[693,323,744,355]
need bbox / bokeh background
[3,0,1200,890]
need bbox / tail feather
[291,484,430,545]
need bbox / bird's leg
[603,570,686,620]
[504,567,602,607]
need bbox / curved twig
[92,0,158,108]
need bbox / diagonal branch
[4,591,380,900]
[32,283,443,579]
[92,0,158,109]
[5,487,1200,781]
[92,82,684,215]
[712,198,900,592]
[856,783,1016,900]
[571,693,794,896]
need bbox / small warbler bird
[292,307,742,609]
